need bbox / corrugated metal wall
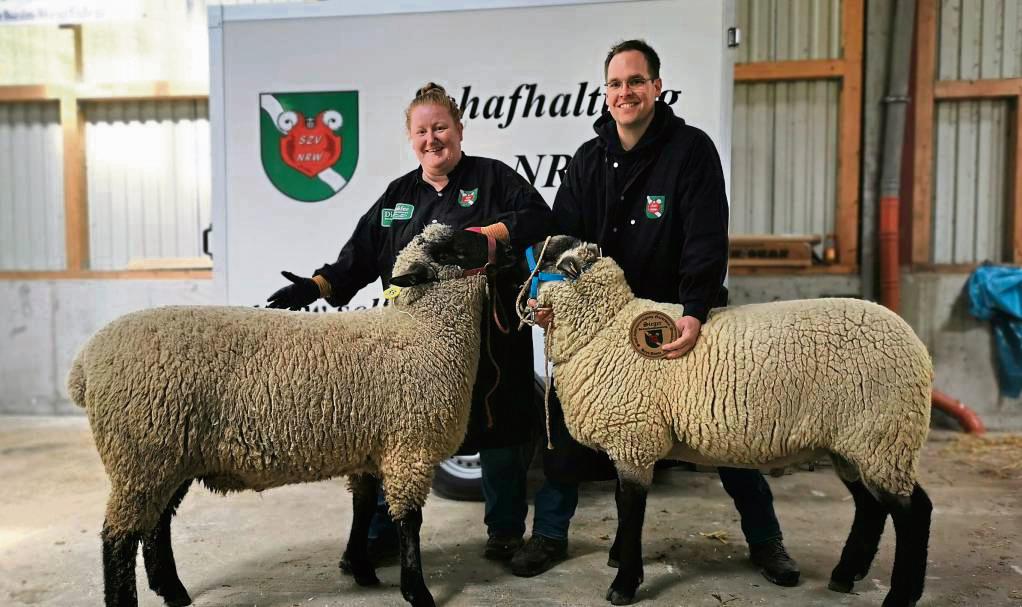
[937,0,1022,80]
[0,26,75,85]
[83,0,309,83]
[85,100,211,270]
[930,0,1020,263]
[736,0,842,63]
[0,102,66,271]
[731,0,842,239]
[0,0,305,271]
[932,99,1010,264]
[732,81,839,236]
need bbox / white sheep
[66,225,508,607]
[531,236,933,607]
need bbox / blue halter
[526,244,567,299]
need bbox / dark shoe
[749,538,800,587]
[484,534,524,561]
[510,535,568,577]
[339,532,400,574]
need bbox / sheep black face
[390,225,513,288]
[529,235,601,280]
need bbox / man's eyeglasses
[604,77,655,92]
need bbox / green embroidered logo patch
[458,188,478,207]
[645,195,666,219]
[393,203,414,220]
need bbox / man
[512,40,800,588]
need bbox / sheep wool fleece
[541,257,933,497]
[67,226,487,535]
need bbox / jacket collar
[416,152,471,188]
[593,101,680,157]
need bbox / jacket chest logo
[645,195,666,219]
[381,202,415,227]
[458,188,478,207]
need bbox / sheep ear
[556,254,583,279]
[390,262,434,287]
[532,235,582,271]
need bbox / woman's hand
[266,271,320,310]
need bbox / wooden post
[911,0,938,265]
[836,0,864,267]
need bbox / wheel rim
[437,454,481,480]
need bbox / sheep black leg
[606,480,646,606]
[142,480,193,607]
[341,474,381,586]
[607,480,624,568]
[878,484,932,607]
[102,520,141,607]
[829,478,888,593]
[396,507,435,607]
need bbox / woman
[266,83,552,564]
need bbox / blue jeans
[368,489,396,541]
[531,466,782,545]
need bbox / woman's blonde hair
[405,82,463,131]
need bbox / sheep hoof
[827,578,854,593]
[881,592,916,607]
[352,571,380,587]
[605,587,636,606]
[164,594,193,607]
[152,581,192,606]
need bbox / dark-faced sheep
[531,236,933,607]
[67,225,509,607]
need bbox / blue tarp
[967,264,1022,397]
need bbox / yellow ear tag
[383,286,402,301]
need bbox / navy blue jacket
[552,101,729,322]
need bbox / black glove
[266,271,320,310]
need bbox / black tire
[432,454,484,501]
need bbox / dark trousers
[368,445,532,540]
[479,445,530,538]
[531,465,782,546]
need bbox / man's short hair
[604,39,661,79]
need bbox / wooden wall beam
[734,59,844,82]
[0,82,207,103]
[76,82,208,101]
[0,85,61,101]
[911,0,938,265]
[0,270,213,280]
[935,78,1022,99]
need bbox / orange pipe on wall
[932,389,986,435]
[878,195,901,311]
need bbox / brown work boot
[749,537,800,587]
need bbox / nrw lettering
[514,154,572,188]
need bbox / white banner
[211,0,734,309]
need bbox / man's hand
[266,271,320,310]
[661,315,702,359]
[527,298,553,329]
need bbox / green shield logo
[260,91,359,202]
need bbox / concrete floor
[1,416,1020,607]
